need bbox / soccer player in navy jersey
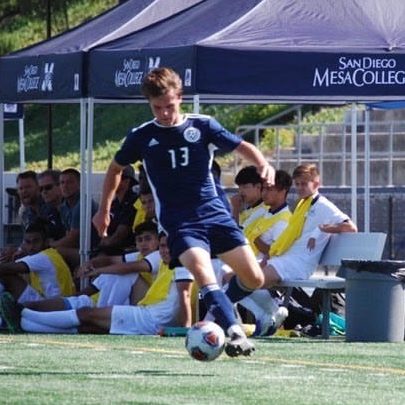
[93,67,275,357]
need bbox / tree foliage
[0,0,117,55]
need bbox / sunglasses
[39,184,56,192]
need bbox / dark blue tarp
[88,0,262,98]
[88,0,405,102]
[89,0,261,98]
[368,101,405,109]
[0,0,203,102]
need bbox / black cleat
[225,333,255,357]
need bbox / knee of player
[254,271,265,288]
[244,271,264,290]
[261,265,280,288]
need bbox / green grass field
[1,333,405,404]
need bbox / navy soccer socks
[225,275,254,303]
[200,284,237,332]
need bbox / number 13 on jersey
[168,147,189,168]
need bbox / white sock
[22,308,80,328]
[21,317,77,334]
[227,323,246,338]
[203,310,215,322]
[252,290,278,312]
[239,295,267,321]
[248,289,280,315]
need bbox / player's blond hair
[292,163,320,181]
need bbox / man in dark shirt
[97,165,138,254]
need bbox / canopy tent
[86,0,405,232]
[88,0,263,99]
[0,0,203,253]
[0,0,203,102]
[88,0,405,102]
[2,0,405,251]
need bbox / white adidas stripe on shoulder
[130,119,155,133]
[186,113,212,120]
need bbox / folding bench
[278,232,387,338]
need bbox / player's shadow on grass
[254,336,345,343]
[135,369,216,377]
[0,370,216,377]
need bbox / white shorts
[109,305,159,335]
[268,254,317,281]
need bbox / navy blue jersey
[114,114,241,232]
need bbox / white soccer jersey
[110,263,194,335]
[269,194,350,280]
[240,202,268,230]
[92,251,159,307]
[256,205,291,260]
[17,252,61,298]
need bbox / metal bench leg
[282,287,293,307]
[321,289,331,339]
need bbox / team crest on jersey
[183,127,201,143]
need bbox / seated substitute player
[0,219,75,306]
[14,221,160,317]
[80,220,160,307]
[2,233,194,336]
[209,170,292,335]
[225,163,357,335]
[261,163,357,287]
[242,169,292,262]
[236,169,293,335]
[92,67,275,357]
[231,165,267,226]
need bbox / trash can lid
[340,260,405,280]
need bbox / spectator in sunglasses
[37,170,66,242]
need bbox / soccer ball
[185,321,225,361]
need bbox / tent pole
[364,107,371,232]
[193,94,200,113]
[85,98,95,262]
[388,122,394,186]
[79,99,87,269]
[0,104,4,248]
[341,124,347,186]
[350,103,357,226]
[18,118,26,171]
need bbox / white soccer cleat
[254,306,289,337]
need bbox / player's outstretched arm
[0,262,29,276]
[93,160,124,237]
[319,220,358,234]
[84,259,151,277]
[235,141,275,187]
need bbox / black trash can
[339,260,405,343]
